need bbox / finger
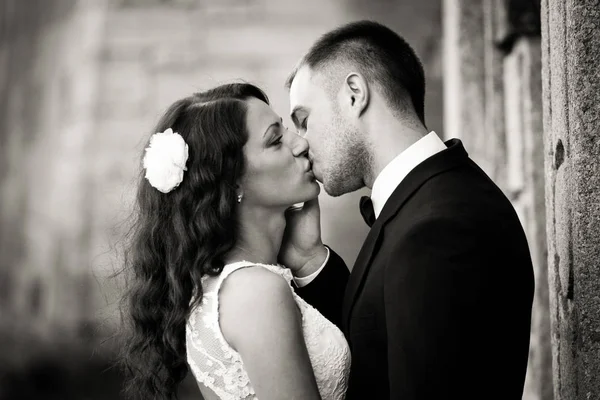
[300,197,320,214]
[285,203,305,216]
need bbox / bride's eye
[271,136,282,146]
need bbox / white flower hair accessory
[143,128,189,193]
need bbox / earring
[237,193,243,203]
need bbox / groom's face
[289,66,364,196]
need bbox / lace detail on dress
[186,261,351,400]
[293,295,351,398]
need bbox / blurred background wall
[0,1,120,399]
[1,0,443,399]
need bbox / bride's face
[239,97,320,208]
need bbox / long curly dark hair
[118,83,269,400]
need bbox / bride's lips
[303,160,313,173]
[303,162,315,179]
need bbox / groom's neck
[363,109,428,188]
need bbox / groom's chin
[321,178,361,197]
[321,183,344,198]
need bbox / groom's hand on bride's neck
[279,198,328,276]
[289,244,329,279]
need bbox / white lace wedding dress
[186,261,351,400]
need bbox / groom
[279,21,534,399]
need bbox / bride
[119,82,351,400]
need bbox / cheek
[246,156,296,194]
[317,126,337,153]
[307,121,329,150]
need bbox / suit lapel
[341,139,469,332]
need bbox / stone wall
[541,0,600,398]
[0,1,116,398]
[0,0,108,340]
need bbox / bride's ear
[343,72,369,117]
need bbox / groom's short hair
[286,20,426,125]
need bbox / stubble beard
[321,124,370,197]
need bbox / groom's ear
[343,73,369,117]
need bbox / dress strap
[219,261,295,287]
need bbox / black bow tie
[359,196,375,227]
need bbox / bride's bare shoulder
[219,265,299,346]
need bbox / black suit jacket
[296,139,535,400]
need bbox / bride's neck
[224,207,286,265]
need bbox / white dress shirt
[293,131,446,287]
[370,131,447,218]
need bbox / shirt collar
[370,131,447,218]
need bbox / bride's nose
[290,133,309,158]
